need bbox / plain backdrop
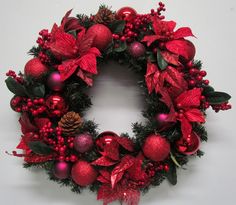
[0,0,236,205]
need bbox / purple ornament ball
[128,41,146,58]
[155,113,173,131]
[47,71,64,91]
[74,133,94,153]
[53,161,70,179]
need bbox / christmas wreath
[5,2,232,205]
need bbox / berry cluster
[211,102,232,112]
[6,70,24,84]
[146,162,169,178]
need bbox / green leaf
[157,50,168,70]
[206,91,231,105]
[5,77,26,96]
[202,85,215,95]
[170,152,181,168]
[147,52,156,63]
[110,20,126,34]
[68,30,77,38]
[32,85,45,98]
[114,41,127,52]
[165,161,177,185]
[28,141,53,155]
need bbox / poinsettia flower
[142,17,195,46]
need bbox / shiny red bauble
[74,133,94,153]
[24,58,48,79]
[128,42,146,58]
[96,131,118,150]
[71,161,97,186]
[47,71,64,91]
[176,132,200,155]
[142,134,170,162]
[116,7,137,21]
[86,24,112,51]
[53,161,71,179]
[45,94,68,118]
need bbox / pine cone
[58,112,82,136]
[93,6,116,25]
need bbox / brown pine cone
[93,6,116,25]
[58,111,82,136]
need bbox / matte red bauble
[142,134,170,161]
[47,71,64,91]
[181,40,195,62]
[74,133,94,153]
[117,7,137,21]
[96,131,118,150]
[53,161,70,179]
[128,42,146,58]
[24,58,48,79]
[71,161,97,186]
[176,132,200,155]
[86,24,112,51]
[45,94,68,118]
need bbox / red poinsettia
[48,11,101,85]
[142,17,195,46]
[97,155,149,205]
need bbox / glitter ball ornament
[86,24,112,51]
[24,58,48,79]
[74,133,94,153]
[71,160,97,186]
[53,161,70,179]
[47,71,64,91]
[142,134,170,161]
[176,132,200,155]
[128,42,146,58]
[116,7,137,21]
[96,131,118,150]
[45,94,68,118]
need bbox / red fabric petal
[175,88,202,109]
[145,63,161,94]
[24,153,54,163]
[166,39,193,60]
[174,27,195,39]
[19,113,38,134]
[34,118,50,129]
[99,170,111,182]
[77,30,96,55]
[76,69,93,86]
[92,156,117,166]
[61,9,83,32]
[103,141,120,161]
[127,158,147,181]
[77,53,98,74]
[122,188,140,205]
[116,137,134,152]
[161,51,180,66]
[58,59,78,81]
[180,116,192,139]
[142,35,159,46]
[184,109,205,123]
[61,9,73,28]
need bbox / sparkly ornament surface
[53,161,70,179]
[24,58,48,79]
[142,134,170,161]
[74,133,94,153]
[45,94,68,118]
[128,42,146,58]
[47,71,64,91]
[96,131,118,150]
[86,24,112,51]
[176,132,200,155]
[116,7,137,21]
[71,160,97,186]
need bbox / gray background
[0,0,235,204]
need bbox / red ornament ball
[96,131,118,150]
[86,24,112,51]
[181,40,196,62]
[74,133,94,153]
[47,71,64,91]
[53,161,70,180]
[142,134,170,161]
[71,160,97,186]
[117,7,137,21]
[45,94,68,118]
[128,42,146,58]
[176,132,200,155]
[24,58,48,79]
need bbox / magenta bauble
[128,42,146,58]
[117,7,137,21]
[24,58,48,79]
[71,161,97,186]
[47,71,64,91]
[74,133,94,153]
[176,132,200,155]
[86,24,112,51]
[53,161,70,179]
[142,134,170,161]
